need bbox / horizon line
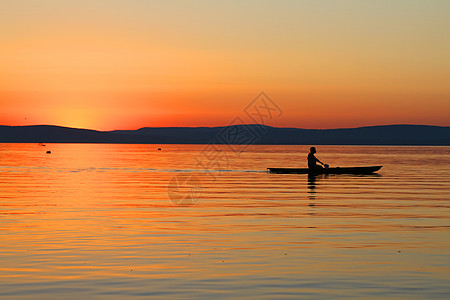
[1,123,449,132]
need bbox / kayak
[268,166,382,175]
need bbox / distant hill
[0,124,449,145]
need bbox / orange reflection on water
[0,144,449,298]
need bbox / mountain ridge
[0,124,449,145]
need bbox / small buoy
[46,151,51,154]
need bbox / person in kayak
[308,147,325,169]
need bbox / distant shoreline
[1,124,449,146]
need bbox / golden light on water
[1,144,449,297]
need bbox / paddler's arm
[316,156,325,165]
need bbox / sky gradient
[1,0,449,130]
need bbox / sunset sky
[1,0,449,130]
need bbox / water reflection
[307,174,326,203]
[0,144,449,299]
[307,173,382,204]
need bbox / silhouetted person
[307,147,325,169]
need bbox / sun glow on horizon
[1,1,449,130]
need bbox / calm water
[0,144,449,299]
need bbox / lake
[0,144,449,299]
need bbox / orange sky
[1,1,449,130]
